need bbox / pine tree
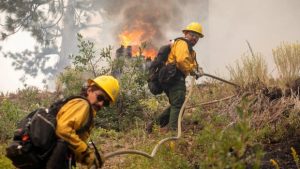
[0,0,101,79]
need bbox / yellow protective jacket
[166,39,197,76]
[55,98,95,159]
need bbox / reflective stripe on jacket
[166,39,197,76]
[55,98,95,158]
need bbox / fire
[131,46,140,57]
[143,48,157,60]
[119,29,144,47]
[118,28,157,60]
[126,45,157,60]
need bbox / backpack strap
[174,37,198,68]
[170,37,197,77]
[174,37,194,53]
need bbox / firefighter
[147,22,204,133]
[47,75,120,169]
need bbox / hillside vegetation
[0,37,300,169]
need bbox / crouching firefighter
[47,75,120,169]
[5,75,119,169]
[147,22,205,133]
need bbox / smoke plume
[96,0,208,47]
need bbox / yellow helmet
[182,22,204,38]
[88,75,120,103]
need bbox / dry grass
[273,42,300,88]
[227,52,269,89]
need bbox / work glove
[198,67,205,76]
[80,148,96,168]
[191,67,204,80]
[190,71,200,79]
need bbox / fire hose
[89,77,196,168]
[92,74,239,168]
[202,73,240,88]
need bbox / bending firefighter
[147,22,204,133]
[48,76,119,168]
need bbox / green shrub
[0,144,14,169]
[123,144,191,169]
[0,99,24,141]
[69,33,111,76]
[16,86,51,111]
[57,68,86,97]
[193,100,264,169]
[58,34,113,97]
[97,56,150,130]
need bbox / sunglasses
[96,94,111,107]
[189,32,201,39]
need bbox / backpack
[5,96,93,169]
[147,38,194,95]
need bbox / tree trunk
[56,0,78,73]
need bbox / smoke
[94,0,300,78]
[205,0,300,76]
[3,0,298,92]
[95,0,208,47]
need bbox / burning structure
[116,45,132,58]
[112,24,158,77]
[116,28,158,60]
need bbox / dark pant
[46,140,74,169]
[156,78,186,130]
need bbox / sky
[0,0,300,93]
[0,31,59,93]
[0,32,43,93]
[206,0,300,77]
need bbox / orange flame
[143,48,157,60]
[119,29,144,47]
[118,28,157,60]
